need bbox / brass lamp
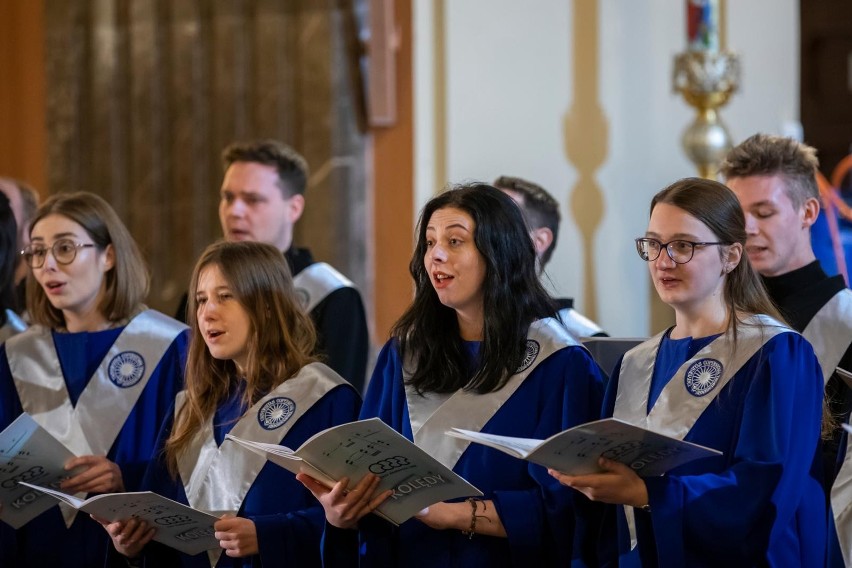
[673,51,740,179]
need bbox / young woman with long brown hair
[102,241,360,567]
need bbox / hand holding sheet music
[446,417,722,477]
[0,413,82,528]
[18,482,219,556]
[227,417,482,525]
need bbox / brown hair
[165,240,317,476]
[493,175,561,266]
[650,178,786,337]
[26,192,148,328]
[720,133,819,209]
[222,139,309,198]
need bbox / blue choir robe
[607,330,826,567]
[322,339,607,567]
[0,324,189,568]
[113,380,362,567]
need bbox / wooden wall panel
[167,0,215,304]
[44,0,368,317]
[45,1,86,197]
[0,0,47,193]
[371,0,413,342]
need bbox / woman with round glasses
[0,192,189,568]
[299,184,607,567]
[551,177,826,566]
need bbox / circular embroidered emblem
[296,288,310,310]
[257,397,296,430]
[684,358,723,397]
[108,351,145,388]
[515,340,540,374]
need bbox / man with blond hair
[722,133,852,566]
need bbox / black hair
[0,193,17,322]
[392,183,556,394]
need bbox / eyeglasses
[635,237,728,264]
[21,239,97,269]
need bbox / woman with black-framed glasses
[0,192,189,568]
[550,177,826,566]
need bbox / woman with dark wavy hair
[100,241,360,567]
[551,178,826,566]
[300,183,606,566]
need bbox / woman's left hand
[415,499,507,537]
[549,457,649,508]
[414,501,463,531]
[60,455,125,494]
[214,515,258,558]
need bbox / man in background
[494,175,606,338]
[721,133,852,566]
[177,140,369,391]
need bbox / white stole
[803,292,852,564]
[823,292,852,566]
[801,289,852,386]
[293,262,353,313]
[405,318,579,470]
[832,433,852,566]
[557,307,604,339]
[613,314,789,549]
[0,309,27,343]
[176,363,346,567]
[7,309,186,527]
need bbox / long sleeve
[251,385,362,567]
[488,346,606,566]
[311,287,369,393]
[0,324,189,568]
[606,332,826,566]
[132,383,361,568]
[333,339,608,567]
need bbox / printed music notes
[227,418,481,524]
[447,418,722,477]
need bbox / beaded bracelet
[461,497,488,539]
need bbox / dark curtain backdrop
[44,0,368,315]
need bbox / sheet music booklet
[0,413,82,529]
[18,482,219,556]
[447,417,722,477]
[227,417,482,525]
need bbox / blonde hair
[720,133,819,209]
